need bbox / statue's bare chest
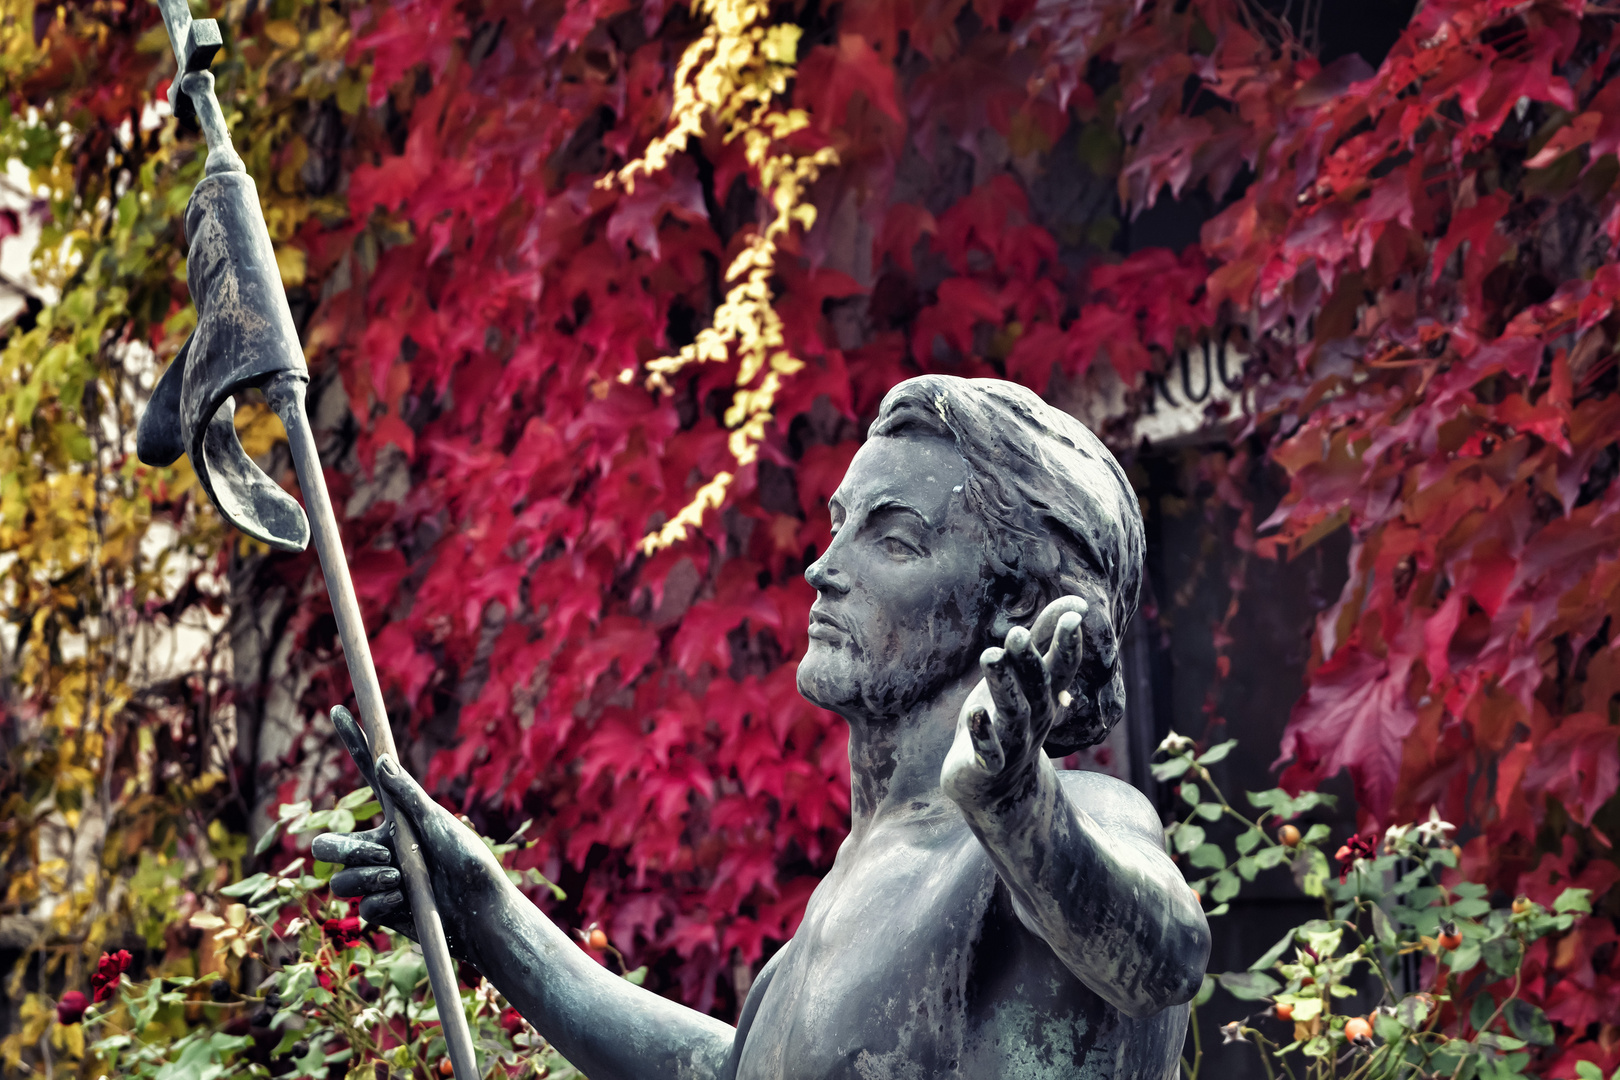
[730,815,1149,1080]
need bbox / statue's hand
[311,707,509,963]
[942,598,1087,807]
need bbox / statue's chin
[795,644,859,713]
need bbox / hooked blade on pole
[136,2,306,551]
[136,169,311,552]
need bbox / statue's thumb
[330,706,377,790]
[374,754,433,831]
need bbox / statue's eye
[880,534,921,556]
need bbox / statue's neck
[843,666,981,832]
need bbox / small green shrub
[1160,734,1593,1080]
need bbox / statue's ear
[989,577,1044,643]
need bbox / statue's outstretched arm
[312,710,736,1080]
[940,603,1211,1018]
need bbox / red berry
[1344,1016,1373,1043]
[588,928,608,949]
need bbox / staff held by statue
[133,3,481,1076]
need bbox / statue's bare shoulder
[1056,768,1167,847]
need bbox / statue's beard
[797,609,986,721]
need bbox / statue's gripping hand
[942,596,1091,808]
[311,707,510,963]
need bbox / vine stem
[1185,1001,1204,1079]
[1241,1028,1279,1080]
[1447,952,1524,1080]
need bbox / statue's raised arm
[317,374,1210,1080]
[941,595,1210,1018]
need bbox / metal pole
[267,372,480,1080]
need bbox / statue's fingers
[311,827,393,868]
[374,754,456,842]
[968,705,1005,774]
[1002,626,1050,712]
[1079,604,1119,687]
[359,890,417,942]
[331,705,377,790]
[331,865,401,898]
[982,646,1032,728]
[1044,611,1084,701]
[1031,595,1088,653]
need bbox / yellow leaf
[275,245,307,287]
[189,912,226,930]
[225,903,247,928]
[50,1018,84,1059]
[263,19,301,47]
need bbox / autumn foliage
[7,0,1620,1073]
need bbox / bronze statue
[315,374,1211,1079]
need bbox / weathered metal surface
[136,171,308,551]
[315,375,1212,1080]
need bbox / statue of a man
[315,375,1210,1079]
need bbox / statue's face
[797,435,993,719]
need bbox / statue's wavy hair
[868,375,1145,754]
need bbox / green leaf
[1370,904,1397,946]
[1193,975,1215,1007]
[1554,888,1593,914]
[335,786,376,811]
[1207,902,1229,917]
[1289,997,1323,1022]
[1504,1000,1554,1046]
[521,868,568,902]
[1246,789,1290,813]
[1194,803,1223,821]
[1197,740,1237,766]
[1173,823,1206,854]
[1470,994,1497,1033]
[1396,993,1434,1029]
[1575,1062,1604,1080]
[1179,782,1201,805]
[1250,929,1297,972]
[1235,828,1263,855]
[623,966,649,986]
[1211,869,1241,902]
[220,873,272,898]
[253,822,284,857]
[1482,935,1522,977]
[1152,758,1193,782]
[1217,970,1280,1001]
[1296,846,1331,898]
[1449,942,1481,975]
[1189,843,1227,870]
[1253,846,1289,871]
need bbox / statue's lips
[807,610,848,643]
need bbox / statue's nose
[804,550,849,595]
